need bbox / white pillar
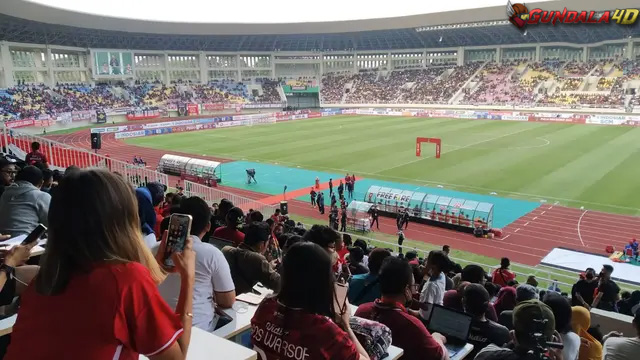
[535,45,541,61]
[46,46,54,86]
[457,47,465,66]
[495,47,502,63]
[236,55,241,81]
[163,54,170,85]
[270,54,276,78]
[199,51,207,84]
[353,52,358,73]
[583,46,588,62]
[627,39,634,60]
[0,42,14,87]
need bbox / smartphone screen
[21,224,47,245]
[163,214,192,268]
[333,282,348,316]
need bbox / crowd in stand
[3,60,640,120]
[0,144,639,359]
[563,61,597,77]
[0,80,284,120]
[561,78,583,91]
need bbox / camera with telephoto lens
[525,318,563,360]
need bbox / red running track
[50,129,640,266]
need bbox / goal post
[416,137,441,159]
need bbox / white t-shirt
[143,232,157,249]
[561,331,580,360]
[154,235,235,331]
[603,336,640,360]
[419,272,446,320]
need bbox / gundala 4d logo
[506,1,639,28]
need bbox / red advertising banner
[307,112,322,118]
[34,119,55,127]
[202,103,224,111]
[5,119,35,128]
[126,113,161,121]
[187,104,199,116]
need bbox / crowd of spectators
[0,144,638,359]
[561,78,583,91]
[597,77,616,91]
[563,61,597,76]
[321,73,355,103]
[0,80,283,120]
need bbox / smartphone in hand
[162,214,192,268]
[21,224,47,246]
[333,282,348,316]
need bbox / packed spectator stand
[2,60,640,121]
[0,137,638,359]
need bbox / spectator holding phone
[251,242,370,360]
[156,196,236,332]
[0,239,37,305]
[6,169,196,360]
[0,166,50,237]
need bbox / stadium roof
[0,0,639,52]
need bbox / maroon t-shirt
[25,151,47,166]
[355,300,445,360]
[251,297,359,360]
[213,226,245,247]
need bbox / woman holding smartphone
[251,242,370,360]
[5,169,196,360]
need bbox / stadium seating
[1,60,639,121]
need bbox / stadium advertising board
[91,125,131,134]
[93,50,134,77]
[241,103,284,109]
[115,130,145,139]
[5,119,35,128]
[57,112,73,124]
[72,110,96,122]
[202,103,225,111]
[187,104,199,116]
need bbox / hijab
[571,306,602,360]
[494,286,517,315]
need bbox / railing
[183,180,278,216]
[1,125,168,188]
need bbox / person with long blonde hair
[6,169,195,360]
[572,306,603,360]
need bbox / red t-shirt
[492,268,516,287]
[251,297,359,360]
[6,262,183,360]
[213,226,245,247]
[355,300,445,360]
[25,151,47,166]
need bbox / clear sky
[26,0,554,24]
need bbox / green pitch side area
[125,115,640,215]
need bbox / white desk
[0,314,16,336]
[385,346,404,360]
[452,343,474,360]
[213,302,258,340]
[140,327,256,360]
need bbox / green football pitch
[125,115,640,215]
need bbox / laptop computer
[427,305,472,358]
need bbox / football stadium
[1,0,640,358]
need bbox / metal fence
[1,125,168,188]
[183,180,278,216]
